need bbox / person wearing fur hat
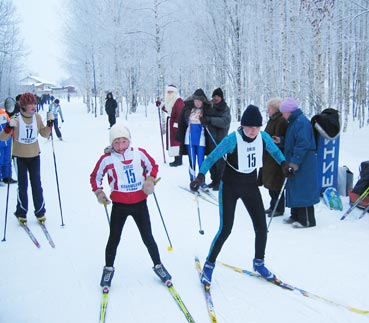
[105,92,118,129]
[190,104,292,287]
[176,88,212,182]
[156,85,185,167]
[277,97,320,228]
[202,88,231,191]
[0,93,54,225]
[90,123,172,288]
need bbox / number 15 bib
[111,149,144,193]
[235,131,263,173]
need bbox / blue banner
[316,135,340,193]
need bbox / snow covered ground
[1,98,369,323]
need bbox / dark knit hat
[241,105,263,127]
[54,99,60,104]
[212,88,223,100]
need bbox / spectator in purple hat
[278,97,320,228]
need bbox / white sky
[12,0,68,84]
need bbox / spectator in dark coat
[203,88,231,191]
[278,97,320,228]
[259,98,288,216]
[105,93,118,128]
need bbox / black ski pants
[15,156,45,218]
[105,200,161,267]
[207,180,268,263]
[268,189,285,213]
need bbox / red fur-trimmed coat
[163,98,184,157]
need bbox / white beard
[164,92,179,114]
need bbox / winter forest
[1,0,369,129]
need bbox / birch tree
[0,0,23,98]
[62,0,369,130]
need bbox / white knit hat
[109,123,131,144]
[166,84,178,93]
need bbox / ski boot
[200,260,215,286]
[253,258,276,281]
[17,216,27,226]
[100,266,115,287]
[153,263,172,283]
[37,215,46,225]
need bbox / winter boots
[169,156,182,167]
[253,258,276,281]
[37,215,46,225]
[100,266,115,287]
[200,260,215,286]
[285,207,316,228]
[153,263,172,283]
[16,216,27,226]
[15,214,46,226]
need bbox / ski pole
[205,125,217,145]
[153,192,173,251]
[103,201,110,224]
[1,181,11,242]
[195,191,204,235]
[156,102,166,164]
[358,202,369,220]
[50,128,65,226]
[205,125,227,162]
[267,177,288,230]
[340,186,369,220]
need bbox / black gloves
[190,173,205,191]
[281,161,297,178]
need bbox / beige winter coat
[0,112,51,158]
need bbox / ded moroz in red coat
[162,85,184,157]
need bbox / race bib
[111,149,144,192]
[236,131,263,173]
[18,115,38,144]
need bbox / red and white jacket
[90,145,158,204]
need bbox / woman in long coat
[280,98,320,228]
[260,98,288,216]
